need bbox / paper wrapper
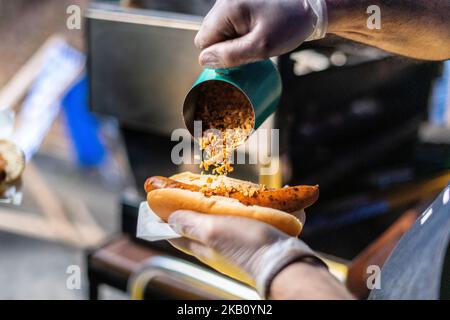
[136,201,181,241]
[0,183,23,205]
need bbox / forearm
[326,0,450,60]
[270,261,354,300]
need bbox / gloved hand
[168,210,327,298]
[195,0,328,68]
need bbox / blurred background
[0,0,449,300]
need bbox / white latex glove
[195,0,327,68]
[168,210,327,298]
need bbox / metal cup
[183,59,282,137]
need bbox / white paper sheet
[0,109,14,139]
[136,201,181,242]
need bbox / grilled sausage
[144,176,318,213]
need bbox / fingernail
[169,221,187,235]
[168,218,181,232]
[168,211,181,223]
[194,34,204,49]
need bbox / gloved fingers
[169,210,216,243]
[291,210,306,224]
[194,0,250,50]
[168,237,213,260]
[199,30,266,68]
[194,2,230,50]
[169,210,286,248]
[169,237,256,286]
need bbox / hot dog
[144,171,319,236]
[145,176,319,213]
[0,140,25,196]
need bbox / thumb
[169,237,212,260]
[199,32,266,68]
[168,210,211,242]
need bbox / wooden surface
[0,0,120,248]
[0,161,108,247]
[90,236,158,277]
[88,236,245,300]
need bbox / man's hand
[196,0,450,65]
[194,0,326,68]
[168,210,352,299]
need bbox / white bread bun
[170,171,261,190]
[0,140,25,184]
[147,172,304,236]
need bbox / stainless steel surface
[86,3,205,135]
[128,256,260,300]
[87,2,261,187]
[130,0,214,16]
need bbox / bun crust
[147,188,303,236]
[0,140,25,185]
[170,171,261,190]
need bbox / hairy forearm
[326,0,450,60]
[270,262,354,300]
